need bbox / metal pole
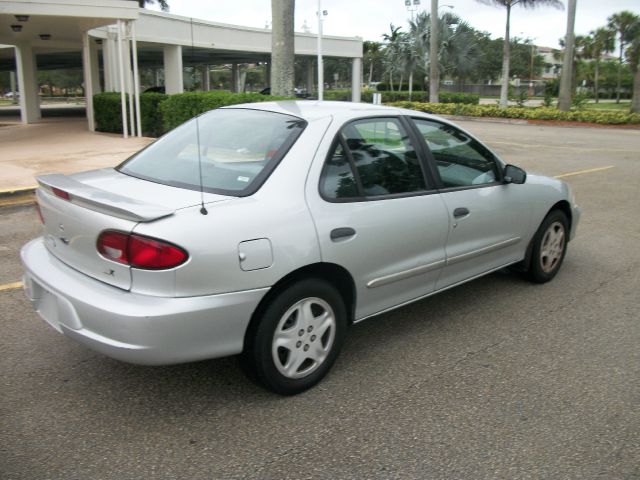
[131,21,142,137]
[116,19,128,138]
[317,0,324,101]
[126,23,135,137]
[429,0,439,103]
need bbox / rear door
[306,116,450,320]
[410,118,531,289]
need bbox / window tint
[119,109,305,196]
[413,119,499,188]
[343,118,426,197]
[320,142,359,199]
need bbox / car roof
[221,100,437,123]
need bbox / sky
[149,0,640,49]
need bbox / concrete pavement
[0,116,152,190]
[0,120,638,479]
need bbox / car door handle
[453,207,470,218]
[330,227,356,241]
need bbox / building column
[9,71,17,104]
[202,65,210,91]
[82,33,96,131]
[231,63,239,93]
[14,44,40,124]
[90,38,102,95]
[163,45,183,94]
[351,57,362,103]
[265,62,271,88]
[103,29,118,91]
[306,60,314,96]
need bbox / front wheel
[242,278,347,395]
[527,210,569,283]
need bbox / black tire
[242,278,347,395]
[527,209,569,283]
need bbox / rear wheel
[242,278,347,395]
[527,210,568,283]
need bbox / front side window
[413,119,500,188]
[119,109,306,196]
[320,118,427,200]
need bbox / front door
[411,118,532,289]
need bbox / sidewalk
[0,116,152,193]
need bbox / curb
[0,186,37,199]
[0,186,37,207]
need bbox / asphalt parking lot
[1,120,638,479]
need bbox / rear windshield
[118,108,306,196]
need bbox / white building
[0,0,363,135]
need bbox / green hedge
[94,90,288,137]
[323,90,480,104]
[375,82,423,92]
[388,101,640,125]
[160,91,287,131]
[94,92,168,137]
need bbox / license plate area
[25,275,82,332]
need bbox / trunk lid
[37,168,231,290]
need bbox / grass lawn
[584,102,631,111]
[0,99,15,106]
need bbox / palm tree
[476,0,563,108]
[608,11,640,103]
[627,19,640,113]
[411,12,479,95]
[363,41,382,87]
[270,0,295,97]
[557,0,576,111]
[136,0,169,10]
[590,28,616,103]
[382,24,403,91]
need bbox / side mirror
[504,164,527,185]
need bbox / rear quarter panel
[131,115,333,297]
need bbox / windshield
[118,108,306,196]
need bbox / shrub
[387,101,640,125]
[93,92,168,136]
[94,90,289,136]
[322,90,479,105]
[160,91,287,131]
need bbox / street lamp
[317,0,328,101]
[404,0,421,22]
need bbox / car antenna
[191,17,208,215]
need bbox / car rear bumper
[21,238,269,365]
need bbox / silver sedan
[21,101,580,394]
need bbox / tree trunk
[499,4,511,108]
[389,72,394,92]
[558,0,577,111]
[409,70,413,101]
[632,68,640,113]
[616,41,625,104]
[368,60,373,86]
[270,0,295,97]
[594,58,600,103]
[399,74,404,92]
[429,0,439,103]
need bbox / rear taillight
[97,230,188,270]
[51,187,70,201]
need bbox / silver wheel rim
[271,297,336,379]
[540,221,565,273]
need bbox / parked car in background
[22,101,580,395]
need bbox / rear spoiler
[37,174,175,222]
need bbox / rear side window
[320,118,427,200]
[118,109,306,196]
